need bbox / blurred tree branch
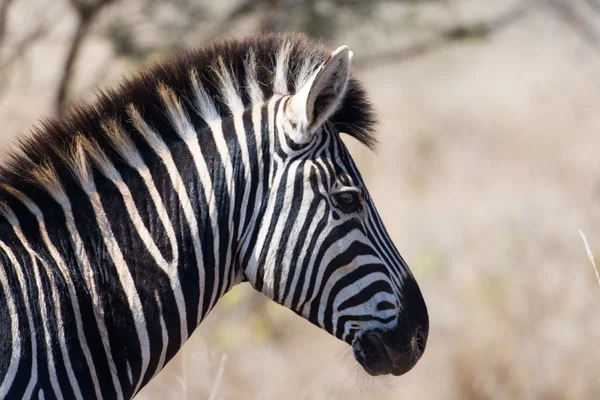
[0,24,46,72]
[545,0,600,53]
[586,0,600,13]
[2,0,598,116]
[207,0,296,39]
[56,0,116,116]
[205,0,535,69]
[352,3,531,70]
[0,0,15,53]
[209,0,262,38]
[0,0,47,100]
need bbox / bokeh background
[1,0,599,399]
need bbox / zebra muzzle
[352,325,427,376]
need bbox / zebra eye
[333,190,361,212]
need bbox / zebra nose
[352,277,429,376]
[354,325,426,377]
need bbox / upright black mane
[0,33,376,195]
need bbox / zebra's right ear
[288,46,352,142]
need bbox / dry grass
[1,1,599,399]
[579,230,600,287]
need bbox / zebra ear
[289,45,352,140]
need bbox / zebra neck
[0,101,272,397]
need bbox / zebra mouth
[352,327,426,376]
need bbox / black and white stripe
[0,33,428,399]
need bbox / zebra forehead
[0,33,377,196]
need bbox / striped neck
[0,93,274,398]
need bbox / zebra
[0,33,428,399]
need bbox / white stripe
[0,218,62,400]
[304,230,372,324]
[245,96,282,282]
[0,209,40,399]
[268,96,284,185]
[66,148,151,396]
[285,200,327,309]
[0,243,22,396]
[238,55,266,258]
[217,58,253,248]
[208,67,243,294]
[333,271,396,340]
[104,123,180,271]
[320,254,386,330]
[168,81,224,315]
[63,211,124,400]
[129,106,208,325]
[244,49,264,105]
[239,102,265,260]
[3,187,91,400]
[125,360,133,385]
[84,186,151,396]
[260,156,301,294]
[274,41,292,94]
[34,171,123,399]
[10,227,67,400]
[85,143,189,351]
[275,96,297,154]
[152,291,169,380]
[297,226,331,317]
[279,166,321,307]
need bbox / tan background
[0,0,599,399]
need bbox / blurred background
[1,0,599,398]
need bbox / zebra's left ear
[288,45,352,141]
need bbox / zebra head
[244,44,429,377]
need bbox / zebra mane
[0,33,376,204]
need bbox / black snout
[353,325,427,376]
[352,278,429,376]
